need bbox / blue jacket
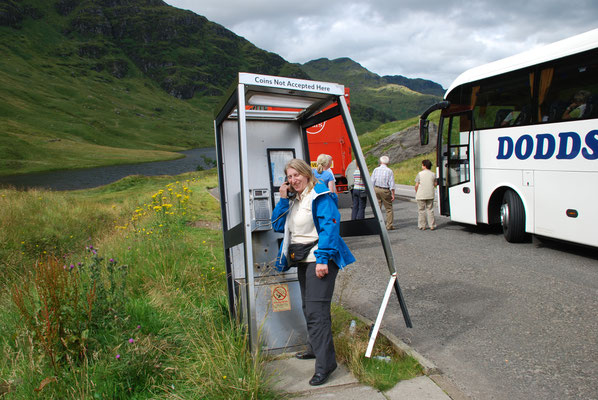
[271,182,355,271]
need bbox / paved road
[335,196,598,400]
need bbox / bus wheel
[500,189,527,243]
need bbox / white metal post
[365,272,397,358]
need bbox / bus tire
[500,189,527,243]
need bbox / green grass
[331,304,423,391]
[358,116,421,152]
[0,169,423,398]
[0,171,280,399]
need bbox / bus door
[441,111,477,224]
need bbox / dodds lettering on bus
[496,130,598,160]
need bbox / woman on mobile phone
[271,158,355,386]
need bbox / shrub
[12,256,94,373]
[11,248,128,373]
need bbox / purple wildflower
[116,354,121,360]
[129,338,135,344]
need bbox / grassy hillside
[0,0,446,176]
[358,111,442,182]
[0,0,307,176]
[301,58,443,133]
[0,1,209,175]
[0,31,215,175]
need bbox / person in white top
[414,159,437,230]
[271,158,355,386]
[370,155,396,230]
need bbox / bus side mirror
[419,119,430,145]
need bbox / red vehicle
[306,88,352,192]
[247,88,353,192]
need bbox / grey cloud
[165,0,598,88]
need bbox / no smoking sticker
[271,284,291,312]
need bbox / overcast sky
[164,0,597,89]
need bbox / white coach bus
[419,29,598,246]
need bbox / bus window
[542,49,598,122]
[471,71,533,129]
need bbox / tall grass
[0,188,123,284]
[0,168,423,398]
[0,170,279,399]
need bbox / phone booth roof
[215,73,346,124]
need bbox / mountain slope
[300,57,443,132]
[63,0,309,98]
[0,0,445,176]
[0,0,308,175]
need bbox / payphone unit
[214,73,411,353]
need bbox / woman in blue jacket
[271,158,355,386]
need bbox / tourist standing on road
[313,154,336,193]
[351,167,367,219]
[371,155,395,230]
[271,158,355,386]
[414,159,437,230]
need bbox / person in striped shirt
[351,167,367,219]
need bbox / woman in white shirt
[271,158,355,386]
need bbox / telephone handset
[284,178,297,200]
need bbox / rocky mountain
[0,0,445,175]
[11,0,308,98]
[300,58,443,132]
[0,0,311,174]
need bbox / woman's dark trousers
[297,261,339,374]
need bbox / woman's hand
[279,182,289,198]
[315,263,328,279]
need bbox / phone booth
[214,73,411,354]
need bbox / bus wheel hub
[500,203,509,228]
